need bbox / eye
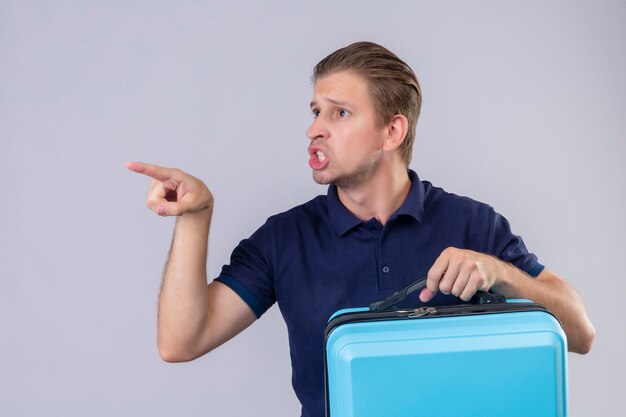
[312,109,320,118]
[338,109,348,118]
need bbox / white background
[1,1,624,415]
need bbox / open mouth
[309,147,329,170]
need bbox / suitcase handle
[369,277,506,311]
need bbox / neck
[337,164,411,226]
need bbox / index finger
[126,161,172,182]
[426,251,450,293]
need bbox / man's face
[307,70,387,189]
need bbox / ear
[382,114,408,152]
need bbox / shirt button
[382,266,390,273]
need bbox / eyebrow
[310,98,352,109]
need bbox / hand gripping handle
[369,277,506,311]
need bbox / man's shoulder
[264,194,329,226]
[422,181,495,220]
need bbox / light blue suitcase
[324,278,568,417]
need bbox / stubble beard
[313,154,381,191]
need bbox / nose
[306,115,329,142]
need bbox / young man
[128,42,594,417]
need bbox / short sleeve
[486,208,544,277]
[214,221,277,318]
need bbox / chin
[312,171,333,185]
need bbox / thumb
[156,200,204,217]
[419,287,436,303]
[156,201,187,217]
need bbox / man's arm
[420,247,595,354]
[127,161,256,362]
[500,266,595,354]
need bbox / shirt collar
[327,169,425,236]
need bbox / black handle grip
[369,277,506,311]
[370,277,428,311]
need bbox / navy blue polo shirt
[215,170,543,417]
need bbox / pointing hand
[127,161,214,217]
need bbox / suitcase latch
[408,307,437,318]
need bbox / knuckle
[145,198,156,211]
[464,259,477,271]
[146,193,158,205]
[147,197,163,213]
[473,279,489,292]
